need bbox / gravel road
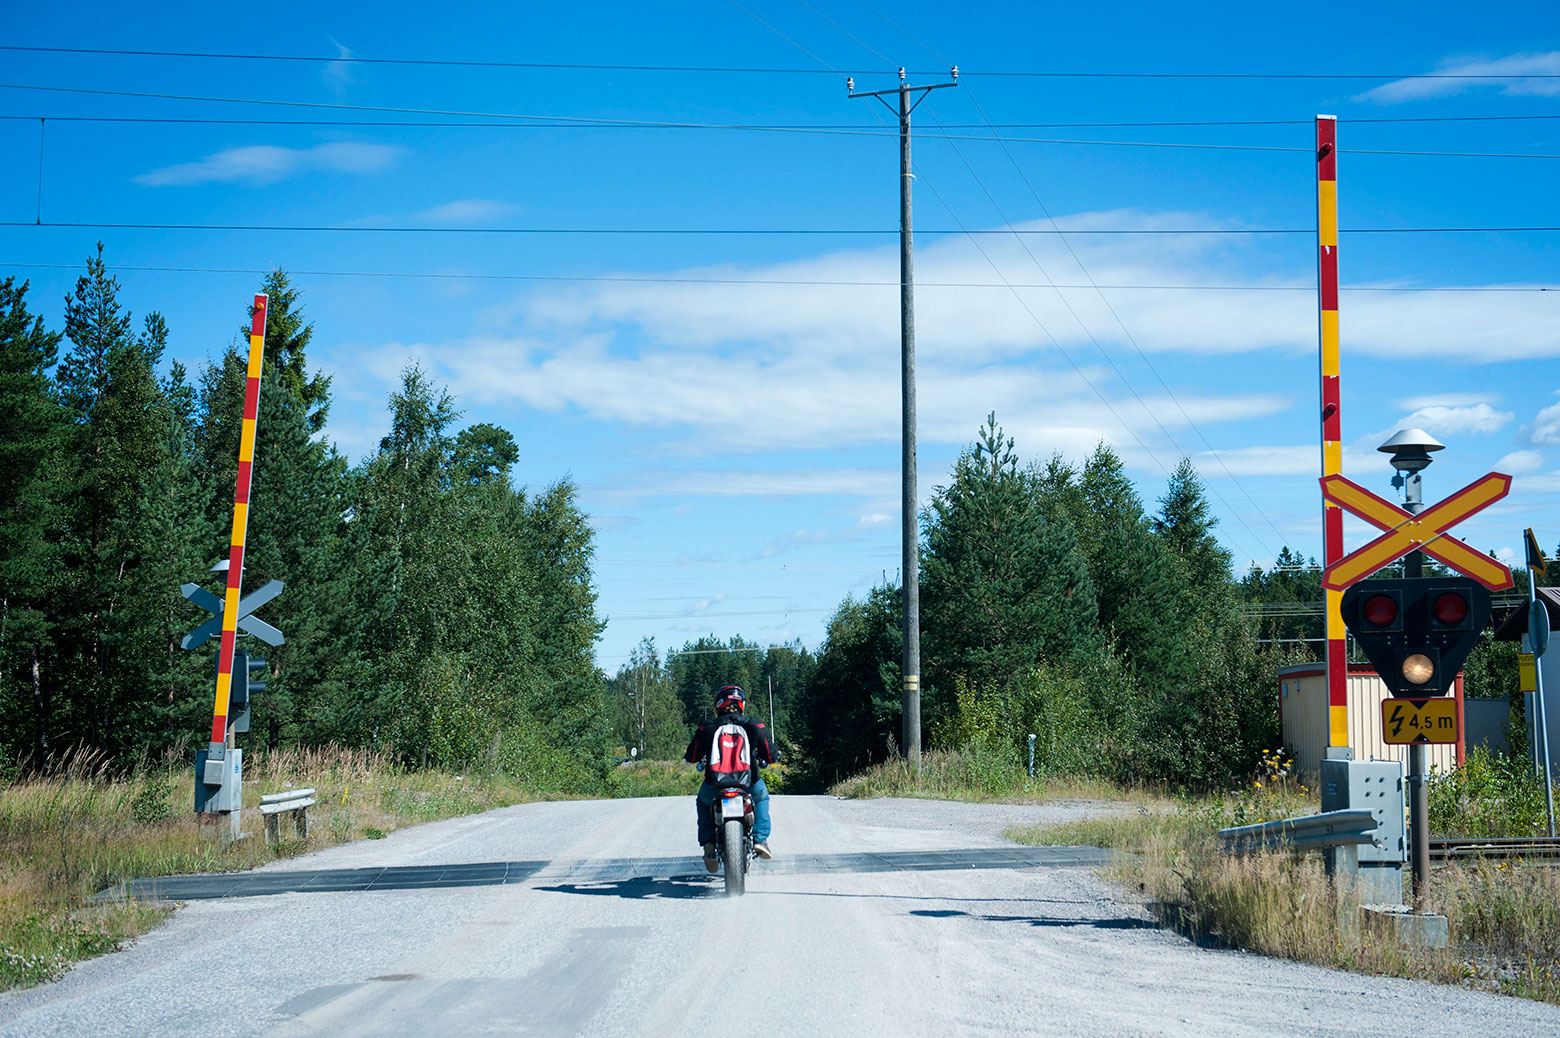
[4,794,1557,1037]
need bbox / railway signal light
[1340,577,1489,696]
[231,649,266,736]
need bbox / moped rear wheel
[722,819,745,896]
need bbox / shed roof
[1492,587,1560,642]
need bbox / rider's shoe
[753,840,773,860]
[702,843,719,873]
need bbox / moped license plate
[721,797,745,819]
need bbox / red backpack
[707,721,754,789]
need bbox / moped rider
[684,685,776,873]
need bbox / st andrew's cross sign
[1320,472,1514,592]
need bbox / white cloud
[516,217,1560,363]
[760,515,893,558]
[415,199,518,225]
[1360,52,1560,104]
[348,207,1560,465]
[1394,392,1499,411]
[1529,397,1560,445]
[1194,445,1316,476]
[1393,403,1513,438]
[137,142,400,186]
[323,39,355,93]
[608,468,899,499]
[1496,449,1545,474]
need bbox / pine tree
[246,270,332,432]
[54,245,175,753]
[130,363,218,748]
[796,583,902,784]
[1154,458,1233,599]
[922,414,1101,702]
[0,277,66,766]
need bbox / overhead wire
[3,261,1553,293]
[949,81,1296,548]
[4,45,1559,81]
[1,261,1553,293]
[806,6,1264,559]
[923,99,1281,557]
[870,105,1183,487]
[6,220,1559,235]
[5,112,1560,129]
[3,85,1559,159]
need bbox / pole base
[1361,905,1449,949]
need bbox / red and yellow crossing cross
[1319,472,1515,592]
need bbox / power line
[946,86,1295,550]
[5,85,1560,159]
[2,262,1554,293]
[924,99,1281,557]
[6,112,1560,129]
[6,220,1559,235]
[4,45,1559,80]
[871,96,1181,486]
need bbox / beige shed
[1278,661,1464,779]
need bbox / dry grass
[1011,779,1560,1006]
[0,743,541,990]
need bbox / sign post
[1315,114,1347,751]
[1526,529,1554,837]
[195,293,269,845]
[1323,459,1513,909]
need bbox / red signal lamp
[1363,594,1398,627]
[1433,592,1469,626]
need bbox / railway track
[1431,836,1560,862]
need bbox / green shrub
[1429,746,1548,838]
[129,778,175,825]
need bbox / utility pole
[850,66,958,773]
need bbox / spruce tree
[922,414,1100,702]
[0,278,65,766]
[54,245,175,753]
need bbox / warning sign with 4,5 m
[1382,697,1459,745]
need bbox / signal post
[1323,431,1514,908]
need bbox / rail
[1219,809,1380,853]
[1430,837,1560,862]
[259,787,315,843]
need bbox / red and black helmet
[714,685,746,713]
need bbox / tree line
[0,254,605,788]
[604,416,1309,790]
[8,253,1431,793]
[759,416,1288,788]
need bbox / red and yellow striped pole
[209,293,268,754]
[1316,116,1347,748]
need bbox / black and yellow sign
[1526,528,1549,585]
[1382,697,1459,745]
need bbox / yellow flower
[1254,781,1262,788]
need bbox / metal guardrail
[259,787,315,843]
[1219,809,1380,853]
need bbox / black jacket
[684,713,777,785]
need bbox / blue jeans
[697,777,771,845]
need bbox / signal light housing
[231,649,266,736]
[1340,576,1491,696]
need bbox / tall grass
[0,743,540,990]
[830,747,1144,804]
[1011,767,1560,1007]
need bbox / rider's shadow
[535,875,721,900]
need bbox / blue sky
[2,2,1558,671]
